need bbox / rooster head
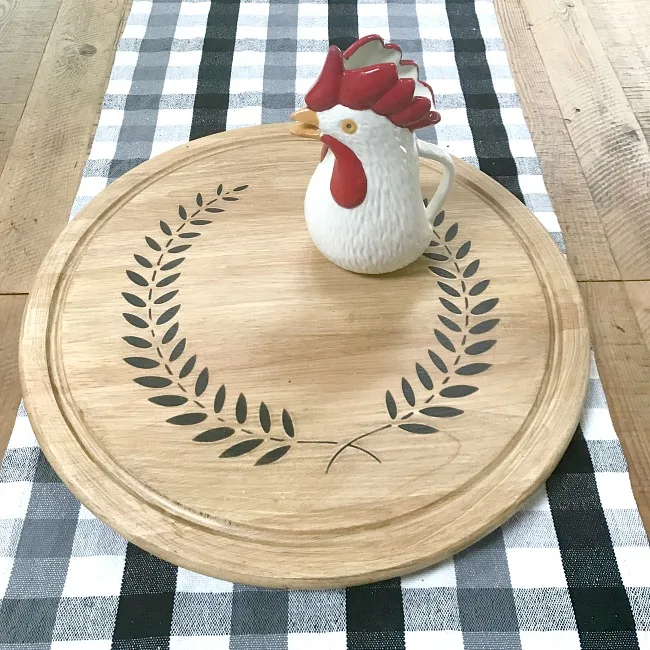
[291,35,441,209]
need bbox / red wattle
[321,134,367,209]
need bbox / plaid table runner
[2,0,650,648]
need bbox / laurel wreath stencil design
[122,187,500,472]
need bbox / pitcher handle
[416,139,456,228]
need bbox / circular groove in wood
[20,124,589,587]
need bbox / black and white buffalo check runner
[1,0,649,648]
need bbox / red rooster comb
[305,35,441,131]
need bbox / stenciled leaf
[134,254,153,268]
[162,323,179,344]
[439,385,478,398]
[222,196,239,202]
[127,270,149,287]
[456,363,492,376]
[428,349,448,374]
[179,232,200,239]
[385,390,397,419]
[256,445,291,466]
[167,412,208,426]
[123,313,148,329]
[196,192,203,206]
[471,298,499,315]
[439,297,462,315]
[420,406,464,418]
[233,184,249,192]
[456,241,471,259]
[194,427,235,442]
[429,266,456,279]
[469,279,490,296]
[214,385,226,413]
[145,236,161,251]
[123,336,151,349]
[399,423,438,434]
[149,395,188,407]
[438,282,460,297]
[122,292,146,308]
[195,367,209,396]
[205,207,224,214]
[191,219,212,225]
[160,258,184,271]
[157,273,180,288]
[179,205,187,220]
[463,259,480,278]
[217,183,223,195]
[434,329,456,353]
[424,252,448,262]
[469,319,500,335]
[282,409,295,438]
[124,357,159,369]
[416,363,433,390]
[134,376,172,388]
[402,377,416,406]
[433,211,445,227]
[169,338,186,362]
[157,305,180,325]
[445,223,458,242]
[179,355,196,379]
[154,290,179,305]
[169,244,191,254]
[438,314,461,332]
[465,340,496,355]
[259,402,271,433]
[236,393,247,424]
[220,439,264,458]
[160,220,172,236]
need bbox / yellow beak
[290,107,320,140]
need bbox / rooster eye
[341,119,357,134]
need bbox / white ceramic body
[304,114,456,275]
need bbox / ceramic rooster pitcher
[291,35,455,275]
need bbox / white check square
[402,558,456,588]
[288,632,346,650]
[520,631,581,650]
[0,482,32,519]
[615,547,650,588]
[405,631,464,650]
[62,556,125,597]
[507,548,567,588]
[596,472,638,509]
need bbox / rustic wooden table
[0,0,648,536]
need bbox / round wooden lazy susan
[20,124,589,588]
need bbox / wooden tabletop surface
[1,0,648,535]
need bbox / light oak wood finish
[496,0,650,535]
[0,295,26,455]
[513,0,650,281]
[580,282,650,521]
[0,0,130,294]
[20,125,589,587]
[0,0,62,173]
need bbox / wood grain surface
[519,0,650,281]
[0,0,62,173]
[496,0,650,535]
[19,125,589,587]
[0,0,130,294]
[0,295,26,454]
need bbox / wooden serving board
[20,124,589,588]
